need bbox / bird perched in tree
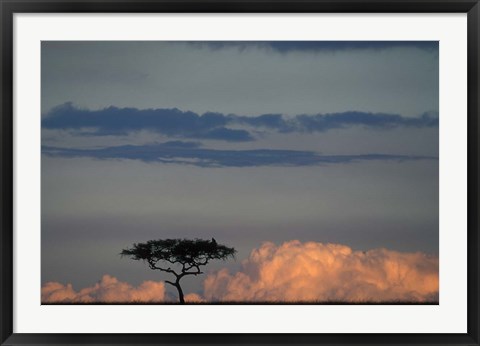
[211,237,217,245]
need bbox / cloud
[203,241,439,302]
[292,111,438,132]
[42,103,438,140]
[41,244,439,304]
[184,293,205,303]
[235,111,438,132]
[42,141,436,167]
[41,275,165,303]
[42,103,249,142]
[195,127,253,141]
[187,41,439,53]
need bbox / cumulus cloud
[184,293,206,303]
[41,244,439,304]
[41,275,165,303]
[203,241,439,303]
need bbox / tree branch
[148,259,179,277]
[163,258,178,265]
[182,271,204,276]
[182,264,204,276]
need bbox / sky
[41,41,439,303]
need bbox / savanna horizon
[41,240,439,304]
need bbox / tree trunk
[175,281,185,304]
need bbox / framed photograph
[1,1,479,345]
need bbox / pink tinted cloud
[184,293,205,303]
[204,241,439,302]
[42,275,165,303]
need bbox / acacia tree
[121,238,236,304]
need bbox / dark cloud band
[234,111,438,133]
[188,41,439,53]
[42,103,252,142]
[42,141,437,168]
[42,103,438,141]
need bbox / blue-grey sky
[41,41,439,300]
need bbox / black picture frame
[1,1,479,345]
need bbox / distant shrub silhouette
[121,238,236,304]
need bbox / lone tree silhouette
[121,238,236,304]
